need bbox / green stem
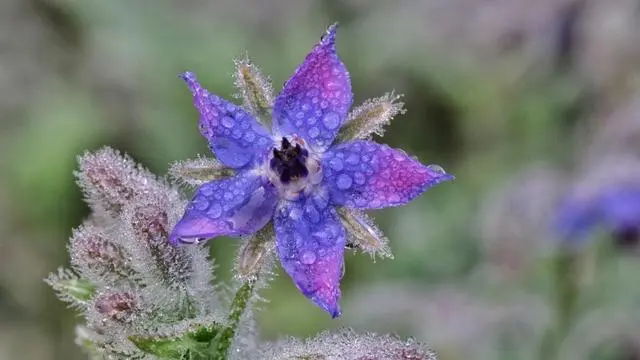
[539,250,580,360]
[213,280,256,359]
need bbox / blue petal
[322,140,453,209]
[274,196,346,317]
[600,187,640,228]
[169,172,278,245]
[181,71,274,169]
[272,24,352,152]
[558,186,640,243]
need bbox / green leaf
[44,268,96,307]
[130,322,222,359]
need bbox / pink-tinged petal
[322,141,454,209]
[169,173,277,245]
[273,24,352,152]
[274,196,346,317]
[180,71,274,169]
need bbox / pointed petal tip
[331,306,342,318]
[311,294,342,318]
[179,71,196,81]
[179,71,199,91]
[425,164,455,184]
[319,23,339,49]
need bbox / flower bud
[125,196,192,284]
[76,147,159,215]
[69,225,133,279]
[94,292,138,323]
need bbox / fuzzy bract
[169,24,454,317]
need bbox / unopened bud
[337,93,405,142]
[125,197,192,284]
[258,328,436,360]
[76,147,159,214]
[94,292,138,323]
[130,201,169,243]
[233,55,274,126]
[69,225,133,278]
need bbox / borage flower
[169,24,453,317]
[557,156,640,251]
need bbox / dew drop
[207,203,222,218]
[329,158,344,171]
[336,174,352,190]
[346,154,359,165]
[426,164,447,175]
[322,112,340,130]
[313,194,329,210]
[193,196,209,211]
[221,116,234,129]
[300,251,317,265]
[309,127,320,138]
[305,203,321,224]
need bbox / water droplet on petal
[300,251,317,265]
[353,172,366,185]
[426,164,447,175]
[322,112,340,130]
[329,158,344,171]
[346,154,359,165]
[336,174,352,190]
[221,116,234,129]
[304,203,321,224]
[207,203,222,218]
[193,196,209,211]
[309,127,320,138]
[313,194,329,210]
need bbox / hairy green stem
[213,280,256,359]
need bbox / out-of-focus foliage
[3,0,640,359]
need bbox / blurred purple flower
[558,186,640,249]
[169,24,453,317]
[557,158,640,250]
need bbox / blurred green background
[2,0,640,359]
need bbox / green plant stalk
[213,280,256,359]
[539,250,581,360]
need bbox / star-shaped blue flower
[169,24,453,317]
[558,185,640,249]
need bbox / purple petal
[273,24,352,152]
[557,186,640,243]
[274,196,346,317]
[322,141,454,209]
[169,173,277,245]
[180,71,274,169]
[600,187,640,227]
